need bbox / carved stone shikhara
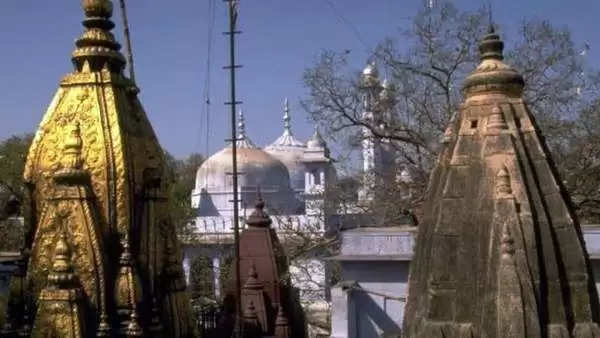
[403,26,600,338]
[3,1,195,337]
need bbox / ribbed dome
[196,147,291,193]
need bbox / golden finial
[48,231,75,289]
[82,0,113,18]
[74,0,126,73]
[55,122,88,184]
[62,122,84,170]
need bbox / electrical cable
[196,0,217,186]
[323,0,371,52]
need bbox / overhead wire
[196,0,217,186]
[323,0,371,52]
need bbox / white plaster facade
[329,225,600,338]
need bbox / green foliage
[0,134,33,217]
[0,134,32,251]
[163,151,205,236]
[189,255,215,301]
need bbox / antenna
[224,1,243,336]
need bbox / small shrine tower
[226,199,304,337]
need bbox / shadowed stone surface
[403,27,600,338]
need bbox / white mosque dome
[196,109,292,195]
[195,146,291,193]
[193,106,334,217]
[264,98,307,191]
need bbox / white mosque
[181,63,411,328]
[191,98,336,222]
[183,97,339,307]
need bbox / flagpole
[224,1,243,337]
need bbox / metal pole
[226,1,242,336]
[118,0,136,84]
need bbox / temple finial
[462,22,524,96]
[62,122,84,170]
[48,231,75,289]
[238,109,246,140]
[232,109,255,148]
[246,188,272,228]
[479,23,503,61]
[283,98,292,135]
[75,0,126,73]
[54,122,89,184]
[82,0,113,18]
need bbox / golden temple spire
[21,0,196,336]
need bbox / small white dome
[307,129,327,150]
[362,62,379,78]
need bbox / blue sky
[0,1,598,159]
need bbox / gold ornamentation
[18,0,195,336]
[31,229,86,338]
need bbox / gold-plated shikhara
[3,0,196,337]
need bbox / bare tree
[302,1,600,222]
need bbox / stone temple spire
[18,1,195,336]
[403,26,600,337]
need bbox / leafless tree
[302,1,600,222]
